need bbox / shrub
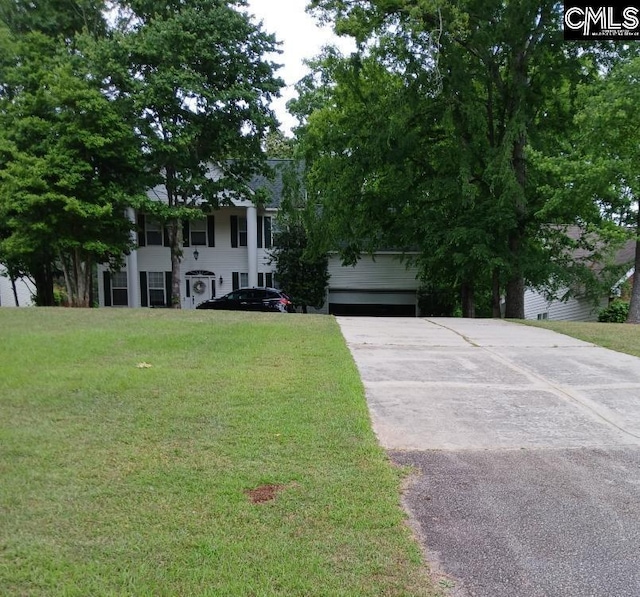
[598,300,630,323]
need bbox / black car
[196,287,294,313]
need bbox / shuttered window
[111,272,128,306]
[190,219,207,245]
[148,272,166,307]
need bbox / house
[98,160,422,314]
[0,265,35,307]
[524,229,635,322]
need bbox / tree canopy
[292,0,635,317]
[104,0,284,306]
[0,0,284,307]
[0,1,145,306]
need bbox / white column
[126,207,140,307]
[246,205,258,287]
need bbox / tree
[271,221,329,312]
[264,130,296,158]
[569,57,640,323]
[270,162,329,312]
[105,0,283,307]
[0,35,146,306]
[0,2,146,306]
[294,0,625,317]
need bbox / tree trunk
[504,230,525,319]
[492,268,502,318]
[169,218,183,309]
[505,275,525,318]
[461,282,475,318]
[10,275,20,307]
[627,215,640,323]
[61,249,91,307]
[33,262,56,306]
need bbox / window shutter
[232,272,239,291]
[165,272,172,307]
[183,221,190,247]
[264,217,272,249]
[163,225,170,247]
[258,273,264,286]
[257,216,263,248]
[207,215,215,247]
[103,272,112,307]
[137,214,146,247]
[266,273,273,287]
[230,215,238,248]
[186,279,190,298]
[139,272,148,307]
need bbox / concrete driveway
[337,317,640,597]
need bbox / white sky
[245,0,354,135]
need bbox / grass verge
[521,319,640,358]
[0,308,437,596]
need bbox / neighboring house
[524,230,635,322]
[98,160,422,314]
[0,265,35,307]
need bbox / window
[231,215,248,247]
[183,216,214,248]
[146,218,163,246]
[257,216,272,248]
[232,272,249,290]
[238,218,248,247]
[537,313,549,320]
[190,219,207,245]
[231,215,271,248]
[148,272,166,307]
[111,271,128,306]
[257,272,274,287]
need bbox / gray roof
[248,159,303,209]
[562,225,635,274]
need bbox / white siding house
[524,288,608,322]
[98,201,278,309]
[98,160,422,314]
[0,266,35,307]
[524,234,635,322]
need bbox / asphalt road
[337,317,640,597]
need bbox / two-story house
[98,159,422,314]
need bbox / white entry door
[183,274,216,309]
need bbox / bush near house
[598,300,630,323]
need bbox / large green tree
[294,0,624,317]
[105,0,283,307]
[0,2,145,306]
[568,57,640,323]
[270,163,329,312]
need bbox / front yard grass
[0,308,437,596]
[522,319,640,358]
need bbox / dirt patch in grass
[245,483,287,503]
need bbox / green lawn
[522,319,640,358]
[0,309,437,596]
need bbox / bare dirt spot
[245,484,286,504]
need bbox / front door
[183,271,216,309]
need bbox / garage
[328,289,418,317]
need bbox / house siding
[320,254,420,316]
[524,288,608,322]
[98,206,277,308]
[0,265,35,307]
[327,253,420,291]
